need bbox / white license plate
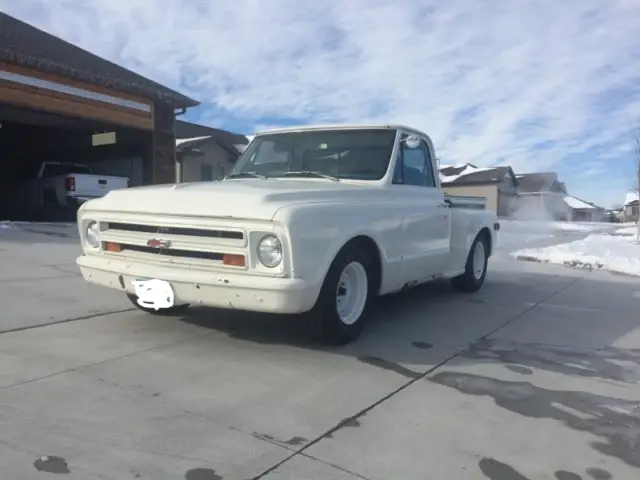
[132,279,174,310]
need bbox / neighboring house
[623,191,639,223]
[564,196,604,222]
[439,164,518,217]
[513,172,569,221]
[174,121,249,182]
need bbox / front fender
[274,201,403,289]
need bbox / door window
[392,135,436,187]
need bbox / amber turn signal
[223,254,246,267]
[104,242,122,252]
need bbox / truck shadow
[178,266,640,470]
[179,265,639,368]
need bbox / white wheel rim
[336,261,368,325]
[473,241,486,280]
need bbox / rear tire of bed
[451,233,489,293]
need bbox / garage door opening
[0,104,151,221]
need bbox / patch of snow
[511,233,640,276]
[440,165,497,184]
[175,136,211,147]
[624,191,638,205]
[564,196,595,209]
[615,225,640,235]
[553,222,602,232]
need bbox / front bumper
[76,254,320,314]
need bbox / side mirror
[403,135,421,149]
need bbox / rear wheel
[451,234,489,293]
[308,246,374,345]
[126,294,190,316]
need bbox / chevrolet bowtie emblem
[147,238,171,248]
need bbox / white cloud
[2,0,640,207]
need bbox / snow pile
[553,222,605,232]
[615,225,639,235]
[497,220,554,249]
[511,233,640,276]
[0,221,16,229]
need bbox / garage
[0,12,199,220]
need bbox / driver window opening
[392,135,436,187]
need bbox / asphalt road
[0,223,638,479]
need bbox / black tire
[126,293,190,316]
[307,245,375,345]
[451,234,489,293]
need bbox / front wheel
[126,294,191,316]
[451,234,489,293]
[307,247,374,345]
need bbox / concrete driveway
[0,224,639,479]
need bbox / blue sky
[1,0,639,207]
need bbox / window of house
[200,164,214,181]
[392,135,436,187]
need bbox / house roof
[440,164,515,186]
[175,120,249,145]
[624,191,639,206]
[564,196,595,210]
[175,121,250,157]
[0,12,198,108]
[516,172,557,193]
[516,172,568,195]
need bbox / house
[439,164,518,217]
[623,191,639,223]
[564,196,604,222]
[512,172,569,221]
[174,121,249,182]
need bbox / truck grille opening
[118,243,224,261]
[105,222,244,240]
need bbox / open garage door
[0,104,150,221]
[0,63,153,131]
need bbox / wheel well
[478,227,492,255]
[342,235,383,296]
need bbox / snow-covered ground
[615,225,640,236]
[496,219,617,251]
[510,229,640,276]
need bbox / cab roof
[255,124,429,138]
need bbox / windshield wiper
[226,172,267,179]
[278,171,340,182]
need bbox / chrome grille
[98,220,247,268]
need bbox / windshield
[228,129,397,180]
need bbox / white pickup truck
[9,162,129,221]
[76,124,498,344]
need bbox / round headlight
[85,221,100,248]
[257,235,283,267]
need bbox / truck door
[392,133,451,281]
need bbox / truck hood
[82,179,385,220]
